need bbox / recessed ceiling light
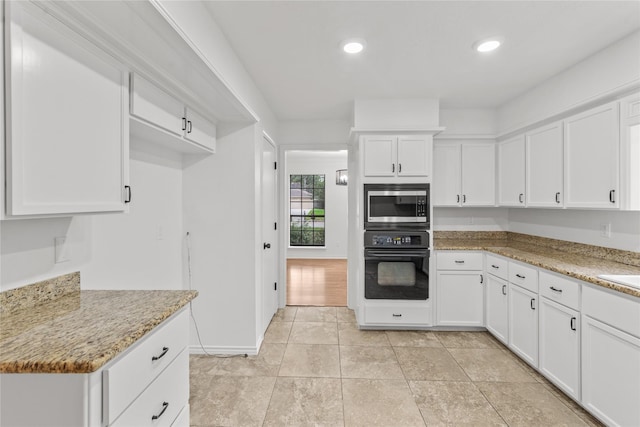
[342,39,366,54]
[474,38,502,53]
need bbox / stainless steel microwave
[364,183,430,230]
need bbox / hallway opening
[286,258,347,306]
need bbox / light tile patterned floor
[190,306,602,427]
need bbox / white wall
[286,151,348,259]
[182,124,260,352]
[509,209,640,252]
[279,120,351,145]
[0,154,184,291]
[497,30,640,135]
[433,208,508,231]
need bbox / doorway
[281,149,349,307]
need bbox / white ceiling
[204,1,640,121]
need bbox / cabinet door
[564,102,619,208]
[397,135,431,177]
[539,298,580,401]
[619,93,640,211]
[436,271,484,326]
[433,143,461,206]
[498,136,526,206]
[582,315,640,427]
[508,284,538,367]
[526,122,563,207]
[184,108,216,152]
[5,1,129,216]
[485,274,508,344]
[462,143,496,206]
[363,136,396,176]
[130,73,184,137]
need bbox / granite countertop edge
[0,290,198,374]
[434,239,640,298]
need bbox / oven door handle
[365,250,429,258]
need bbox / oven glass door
[364,249,429,300]
[367,191,425,223]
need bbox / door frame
[277,143,350,308]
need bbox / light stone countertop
[434,235,640,299]
[0,288,197,374]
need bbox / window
[290,174,325,246]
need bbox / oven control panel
[365,231,429,248]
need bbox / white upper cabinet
[498,136,526,206]
[526,122,564,207]
[4,1,129,217]
[433,141,495,206]
[564,101,619,209]
[130,73,216,153]
[619,92,640,211]
[363,135,432,179]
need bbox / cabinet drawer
[112,349,189,427]
[509,261,538,293]
[583,285,640,338]
[364,305,430,325]
[539,271,580,310]
[486,254,508,280]
[437,252,483,270]
[104,309,189,425]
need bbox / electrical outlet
[600,223,611,238]
[55,237,70,263]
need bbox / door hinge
[274,222,277,230]
[274,161,277,170]
[274,282,277,291]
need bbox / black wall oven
[364,230,429,300]
[364,183,429,230]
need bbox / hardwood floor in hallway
[286,258,347,306]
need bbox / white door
[436,271,484,326]
[485,274,508,344]
[526,122,564,207]
[564,101,619,208]
[462,143,496,206]
[508,283,539,367]
[363,136,396,176]
[261,137,278,332]
[539,297,580,401]
[498,136,526,206]
[433,143,461,206]
[397,135,431,177]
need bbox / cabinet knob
[151,346,169,361]
[570,317,577,331]
[392,313,402,317]
[609,189,616,203]
[264,242,271,249]
[187,120,193,134]
[124,185,132,204]
[519,193,524,204]
[462,194,466,203]
[530,298,536,310]
[502,284,507,295]
[549,286,563,293]
[515,273,525,279]
[182,117,187,131]
[555,192,561,204]
[457,194,460,203]
[480,274,484,284]
[392,163,395,173]
[398,163,402,173]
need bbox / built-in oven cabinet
[362,135,432,180]
[435,252,484,327]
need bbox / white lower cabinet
[581,285,640,427]
[436,252,484,327]
[539,298,580,400]
[485,273,509,344]
[508,283,538,367]
[0,309,190,427]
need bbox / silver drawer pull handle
[152,346,169,361]
[530,298,536,310]
[515,274,525,279]
[392,313,402,317]
[455,260,465,264]
[491,264,499,269]
[152,402,169,420]
[550,286,563,293]
[570,317,577,331]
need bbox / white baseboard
[189,344,259,356]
